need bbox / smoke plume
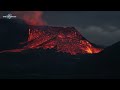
[11,11,47,26]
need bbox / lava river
[0,25,103,55]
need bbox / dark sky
[43,11,120,46]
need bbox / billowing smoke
[0,11,47,26]
[12,11,47,26]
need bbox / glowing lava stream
[0,27,103,55]
[28,28,103,55]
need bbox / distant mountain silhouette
[99,41,120,57]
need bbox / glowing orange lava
[22,26,103,55]
[0,26,103,55]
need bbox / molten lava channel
[0,26,103,55]
[27,26,102,55]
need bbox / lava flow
[21,26,103,55]
[0,25,103,55]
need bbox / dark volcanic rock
[0,18,29,51]
[98,41,120,59]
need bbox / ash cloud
[0,11,47,26]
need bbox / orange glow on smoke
[12,11,46,26]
